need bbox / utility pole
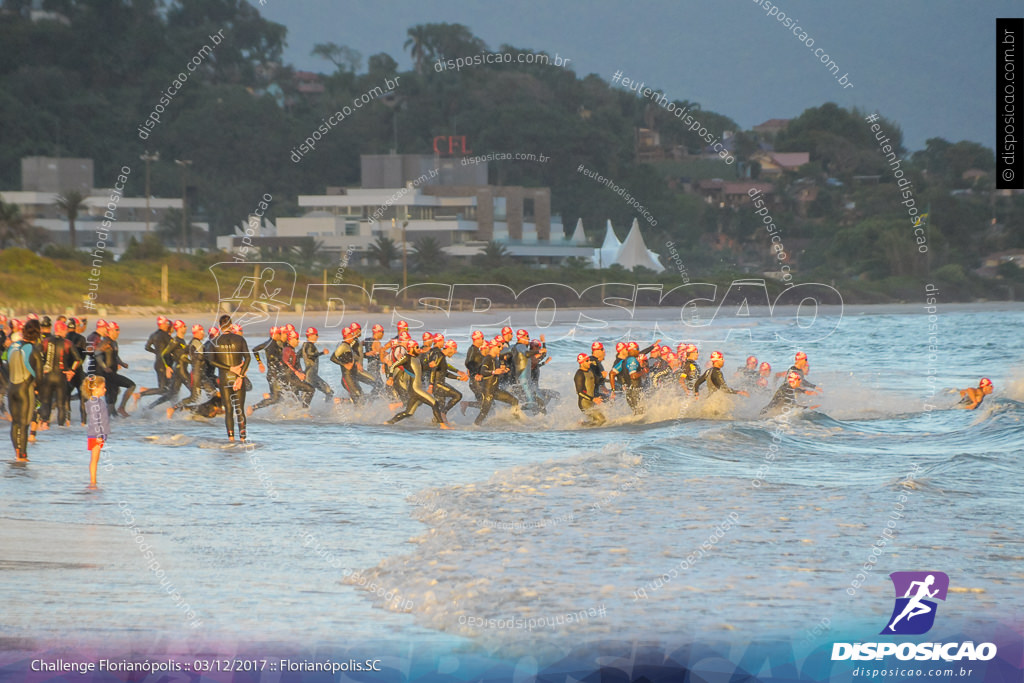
[140,151,159,232]
[174,159,192,251]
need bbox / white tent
[569,218,588,245]
[615,219,664,272]
[592,219,622,268]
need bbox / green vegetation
[1,2,1021,307]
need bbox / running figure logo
[881,571,949,635]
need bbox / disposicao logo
[881,571,948,635]
[832,571,997,662]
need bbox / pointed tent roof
[569,218,587,245]
[615,219,664,272]
[593,219,622,268]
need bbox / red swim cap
[306,327,318,336]
[685,344,698,354]
[980,377,993,388]
[208,326,220,336]
[627,341,639,351]
[173,319,186,329]
[97,319,108,328]
[231,324,242,334]
[517,328,529,338]
[350,322,361,331]
[591,341,604,351]
[372,324,384,332]
[710,350,724,361]
[501,326,513,336]
[787,371,802,383]
[422,332,433,342]
[747,355,758,365]
[398,331,411,341]
[445,340,458,350]
[615,342,627,353]
[433,333,444,343]
[191,323,204,335]
[397,320,408,329]
[157,316,169,326]
[54,320,68,334]
[472,330,485,339]
[795,351,808,361]
[760,362,771,371]
[660,345,671,355]
[108,322,120,331]
[577,353,589,364]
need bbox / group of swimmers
[0,313,999,465]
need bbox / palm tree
[404,26,431,74]
[474,240,511,269]
[0,199,30,249]
[368,235,399,269]
[55,190,88,250]
[412,236,447,273]
[292,237,325,269]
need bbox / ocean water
[2,306,1022,663]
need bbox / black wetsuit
[464,343,486,408]
[510,342,546,412]
[95,335,136,414]
[250,337,285,411]
[427,348,462,416]
[281,344,315,406]
[786,365,817,391]
[760,382,807,417]
[7,340,42,456]
[574,367,606,426]
[208,331,251,440]
[362,338,383,381]
[474,354,519,425]
[589,356,609,398]
[172,336,218,413]
[139,328,173,398]
[694,366,740,396]
[149,334,187,407]
[65,329,88,423]
[682,359,700,394]
[387,352,443,424]
[299,340,333,401]
[331,340,361,403]
[37,334,81,426]
[350,335,380,391]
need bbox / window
[345,222,358,236]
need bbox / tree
[55,189,88,249]
[474,240,510,269]
[0,199,31,249]
[311,42,362,74]
[404,25,431,73]
[292,236,324,269]
[368,235,399,269]
[411,236,446,273]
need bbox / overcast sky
[257,0,1011,152]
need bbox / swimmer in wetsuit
[35,320,82,429]
[760,370,817,417]
[574,353,606,427]
[428,339,468,420]
[331,325,368,405]
[137,316,174,400]
[148,320,187,408]
[95,322,136,418]
[588,342,610,399]
[299,327,334,403]
[958,377,993,410]
[755,361,773,393]
[207,317,251,442]
[694,351,750,398]
[734,355,759,390]
[681,344,701,395]
[461,330,487,413]
[777,351,820,392]
[386,341,447,427]
[250,326,285,411]
[473,340,520,426]
[168,324,218,418]
[7,319,43,460]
